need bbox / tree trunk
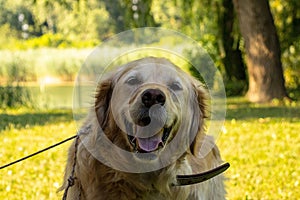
[233,0,288,102]
[221,0,246,81]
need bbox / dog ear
[189,82,208,156]
[95,77,114,128]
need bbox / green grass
[0,109,75,200]
[0,98,300,199]
[219,98,300,199]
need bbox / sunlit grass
[0,99,299,199]
[0,109,75,200]
[218,98,300,199]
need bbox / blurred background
[0,0,299,199]
[0,0,299,108]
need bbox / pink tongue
[137,135,162,152]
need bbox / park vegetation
[0,0,299,107]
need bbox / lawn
[0,98,299,199]
[220,98,300,199]
[0,109,75,199]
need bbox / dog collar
[173,162,230,186]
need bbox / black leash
[62,134,81,200]
[0,135,77,170]
[174,162,230,186]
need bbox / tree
[102,0,157,32]
[269,0,300,90]
[219,0,246,82]
[233,0,288,102]
[163,0,247,94]
[270,0,300,51]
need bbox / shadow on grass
[226,98,300,120]
[227,106,300,120]
[0,110,74,131]
[1,98,299,132]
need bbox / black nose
[141,89,166,108]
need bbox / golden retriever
[61,57,226,199]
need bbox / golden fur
[60,57,226,199]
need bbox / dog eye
[126,76,141,85]
[169,82,183,91]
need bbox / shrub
[0,58,33,108]
[0,85,31,108]
[282,43,300,90]
[225,80,248,96]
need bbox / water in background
[28,84,92,109]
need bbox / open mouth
[126,122,174,153]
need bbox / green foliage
[0,0,111,49]
[0,48,89,81]
[153,0,248,96]
[184,48,217,87]
[52,60,81,81]
[282,42,300,89]
[0,85,31,108]
[224,80,247,96]
[270,0,300,90]
[22,33,67,48]
[0,0,299,93]
[4,58,36,83]
[184,47,248,96]
[0,48,89,108]
[0,58,33,108]
[6,33,100,50]
[270,0,300,51]
[101,0,158,32]
[0,0,40,39]
[0,24,19,49]
[0,25,99,50]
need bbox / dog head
[95,57,207,161]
